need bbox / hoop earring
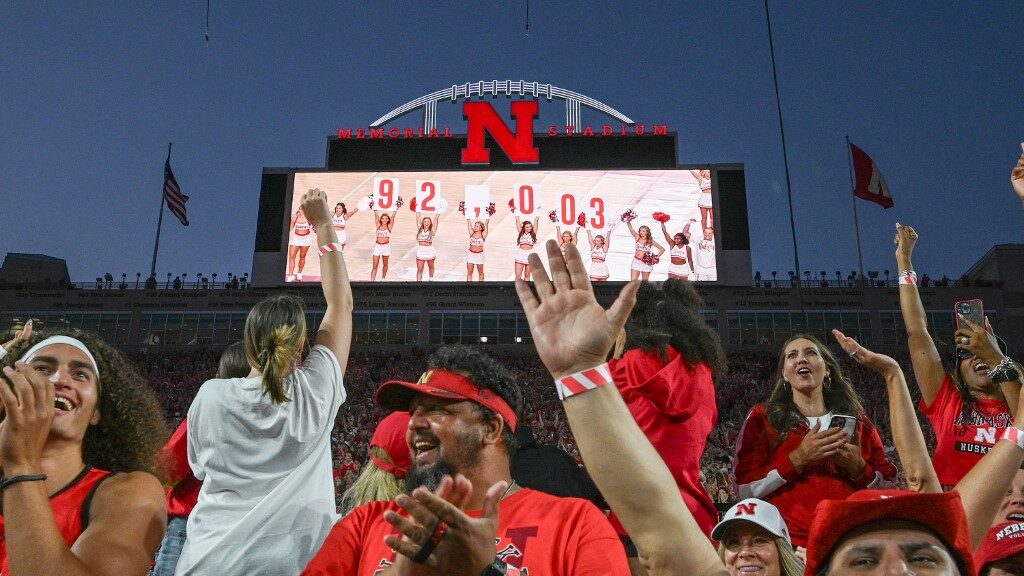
[783,380,791,391]
[824,375,832,389]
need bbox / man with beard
[302,345,629,576]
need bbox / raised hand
[514,241,638,379]
[300,189,332,229]
[894,223,918,265]
[0,362,55,472]
[954,315,1004,367]
[1012,143,1024,203]
[832,329,901,378]
[2,319,32,352]
[832,442,867,478]
[789,421,846,470]
[384,475,506,576]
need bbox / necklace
[501,479,517,500]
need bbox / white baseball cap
[711,498,792,546]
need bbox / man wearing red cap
[977,521,1024,576]
[803,489,976,576]
[303,345,629,576]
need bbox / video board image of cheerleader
[285,169,718,283]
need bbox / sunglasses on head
[956,336,1008,361]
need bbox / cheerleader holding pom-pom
[585,226,611,282]
[657,214,694,280]
[330,201,359,251]
[627,219,664,281]
[465,219,488,282]
[514,215,541,281]
[414,211,439,281]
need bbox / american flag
[164,159,190,226]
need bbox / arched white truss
[370,80,635,132]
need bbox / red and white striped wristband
[555,363,612,400]
[318,242,343,255]
[1002,426,1024,450]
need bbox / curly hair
[2,328,168,476]
[622,279,727,371]
[426,345,523,455]
[765,333,868,442]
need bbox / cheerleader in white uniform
[585,229,611,281]
[626,221,664,281]
[287,207,314,282]
[693,226,716,281]
[556,225,580,258]
[660,220,694,280]
[331,202,359,248]
[465,220,488,282]
[371,210,396,281]
[415,214,438,281]
[513,216,540,281]
[690,169,714,231]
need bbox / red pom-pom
[577,213,586,227]
[652,212,671,223]
[458,201,466,213]
[620,209,637,223]
[548,210,558,223]
[394,196,404,209]
[641,252,660,265]
[508,198,516,213]
[409,198,417,212]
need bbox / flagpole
[845,136,865,280]
[150,143,171,279]
[764,0,801,286]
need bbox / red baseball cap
[977,521,1024,574]
[375,369,518,431]
[804,489,975,576]
[369,412,412,479]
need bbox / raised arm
[514,241,726,576]
[682,219,696,242]
[660,222,673,244]
[467,219,474,235]
[1012,142,1024,205]
[303,189,354,372]
[586,229,595,247]
[895,224,946,404]
[388,211,397,230]
[626,220,639,240]
[481,219,489,240]
[832,329,940,493]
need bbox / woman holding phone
[895,223,1014,489]
[733,333,897,548]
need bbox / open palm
[516,241,637,379]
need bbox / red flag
[164,158,190,226]
[849,142,893,208]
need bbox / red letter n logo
[735,503,758,516]
[461,101,539,165]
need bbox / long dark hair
[765,334,867,439]
[518,221,537,243]
[244,294,306,404]
[622,279,726,371]
[2,329,168,475]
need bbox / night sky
[2,2,1021,283]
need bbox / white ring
[960,337,969,345]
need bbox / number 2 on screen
[416,180,441,212]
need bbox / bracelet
[0,474,47,490]
[480,558,521,576]
[898,271,918,285]
[555,363,612,400]
[1001,427,1024,450]
[318,242,343,256]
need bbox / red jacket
[733,404,897,547]
[163,419,202,518]
[608,346,718,539]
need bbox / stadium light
[479,336,488,343]
[515,336,523,343]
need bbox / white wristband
[555,363,612,400]
[1001,426,1024,450]
[318,242,343,255]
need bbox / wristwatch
[481,558,519,576]
[990,356,1022,384]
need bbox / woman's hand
[832,329,901,379]
[789,421,846,469]
[955,315,1004,367]
[833,442,867,478]
[894,223,918,266]
[1012,143,1024,203]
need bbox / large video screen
[285,169,718,282]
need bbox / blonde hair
[243,294,306,404]
[339,446,405,515]
[717,534,804,576]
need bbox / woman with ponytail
[177,189,353,575]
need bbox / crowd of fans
[131,342,943,509]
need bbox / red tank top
[0,467,114,572]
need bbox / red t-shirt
[0,467,113,572]
[920,374,1013,488]
[302,487,629,576]
[163,418,202,518]
[607,346,718,539]
[733,405,897,547]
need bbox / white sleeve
[737,470,787,499]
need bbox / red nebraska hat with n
[977,521,1024,574]
[804,489,974,576]
[375,369,518,431]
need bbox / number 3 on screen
[588,196,606,229]
[416,180,442,212]
[373,177,399,211]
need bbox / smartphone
[829,414,858,443]
[955,299,984,330]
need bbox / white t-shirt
[176,345,346,576]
